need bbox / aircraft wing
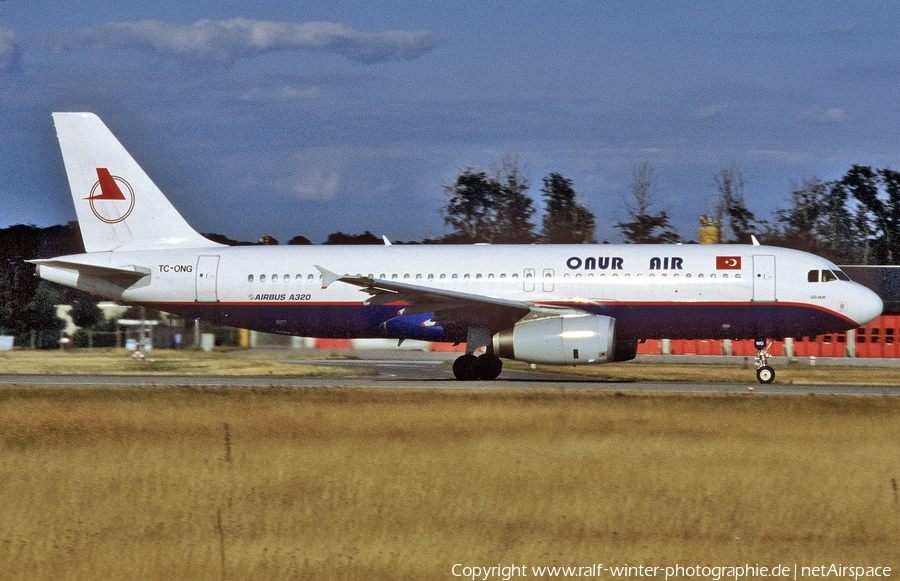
[316,265,567,333]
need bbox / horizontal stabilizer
[29,259,151,287]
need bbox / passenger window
[248,274,254,282]
[440,274,447,280]
[284,274,290,283]
[427,274,434,280]
[272,274,278,282]
[392,274,398,280]
[295,274,302,282]
[416,274,422,281]
[452,274,458,280]
[808,270,819,283]
[308,274,314,281]
[464,274,471,280]
[260,274,266,282]
[403,274,410,280]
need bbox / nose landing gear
[754,338,775,384]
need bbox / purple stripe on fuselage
[143,300,855,342]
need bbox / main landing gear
[754,337,775,384]
[452,326,503,380]
[452,352,503,381]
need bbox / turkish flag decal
[716,256,741,269]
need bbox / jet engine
[493,313,617,365]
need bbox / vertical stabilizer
[52,112,221,252]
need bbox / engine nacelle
[493,313,617,365]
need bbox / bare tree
[712,163,762,243]
[616,162,680,244]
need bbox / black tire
[756,365,775,384]
[477,355,503,380]
[452,354,481,380]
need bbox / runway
[0,351,897,396]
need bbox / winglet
[382,235,392,246]
[751,234,761,246]
[314,265,341,289]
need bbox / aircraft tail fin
[52,112,221,252]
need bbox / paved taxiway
[0,351,896,396]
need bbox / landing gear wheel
[756,365,775,384]
[452,354,480,380]
[476,355,503,380]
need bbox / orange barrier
[637,314,899,358]
[311,315,900,358]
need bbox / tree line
[2,161,898,344]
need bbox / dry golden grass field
[0,348,366,376]
[0,386,898,580]
[1,347,898,385]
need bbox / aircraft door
[752,255,776,302]
[542,268,554,292]
[524,269,535,292]
[196,255,220,302]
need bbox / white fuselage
[37,242,884,344]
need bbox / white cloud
[286,167,341,200]
[60,17,441,65]
[798,106,848,123]
[239,85,322,101]
[0,23,21,71]
[697,103,727,118]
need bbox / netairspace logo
[451,562,893,580]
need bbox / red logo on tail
[86,168,134,223]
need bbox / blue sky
[2,1,899,243]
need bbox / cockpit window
[809,269,850,283]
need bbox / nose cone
[851,284,883,326]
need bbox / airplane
[32,112,884,383]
